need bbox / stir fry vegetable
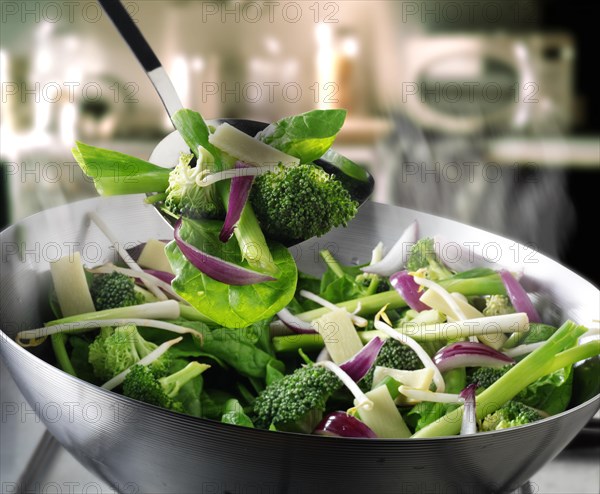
[17,227,599,438]
[16,106,600,438]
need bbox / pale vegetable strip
[88,212,166,301]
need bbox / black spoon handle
[98,0,183,121]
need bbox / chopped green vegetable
[480,401,542,431]
[164,151,224,219]
[256,109,346,164]
[90,272,145,311]
[165,218,297,327]
[250,164,358,244]
[406,238,453,281]
[123,361,210,414]
[253,364,342,433]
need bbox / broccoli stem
[320,249,345,278]
[51,333,77,377]
[159,362,211,398]
[412,321,590,438]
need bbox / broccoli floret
[467,366,510,390]
[483,295,515,317]
[87,324,166,382]
[122,361,209,414]
[361,339,424,390]
[252,364,342,433]
[164,151,224,220]
[90,272,144,311]
[479,401,542,431]
[406,238,453,281]
[250,164,358,244]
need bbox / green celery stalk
[413,321,590,438]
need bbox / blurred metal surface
[1,196,599,494]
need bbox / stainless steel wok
[1,196,598,494]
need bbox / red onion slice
[314,411,378,438]
[389,271,430,312]
[339,337,385,382]
[459,383,478,435]
[434,342,514,373]
[174,218,276,286]
[143,269,175,284]
[500,270,541,323]
[220,161,255,242]
[276,308,317,334]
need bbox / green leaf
[266,361,285,386]
[520,324,558,345]
[201,389,235,419]
[68,335,97,383]
[321,149,370,183]
[571,357,600,406]
[517,366,573,415]
[256,109,346,163]
[165,218,297,327]
[172,109,223,171]
[221,399,254,427]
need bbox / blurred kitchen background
[1,0,599,283]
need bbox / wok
[1,196,599,494]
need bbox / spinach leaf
[201,389,235,419]
[140,321,284,379]
[256,109,346,163]
[172,109,223,170]
[517,366,573,415]
[571,357,600,406]
[319,260,367,303]
[321,149,371,183]
[520,323,557,345]
[266,361,285,386]
[165,218,297,327]
[68,335,97,384]
[221,399,254,427]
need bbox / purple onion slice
[220,161,255,242]
[314,411,378,438]
[389,271,430,312]
[459,383,478,435]
[500,270,541,323]
[174,218,276,286]
[434,341,514,373]
[276,308,317,334]
[339,337,385,382]
[143,269,175,284]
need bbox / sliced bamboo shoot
[314,308,363,364]
[420,288,508,350]
[137,239,173,274]
[355,385,411,438]
[50,252,95,316]
[208,123,300,167]
[372,366,434,404]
